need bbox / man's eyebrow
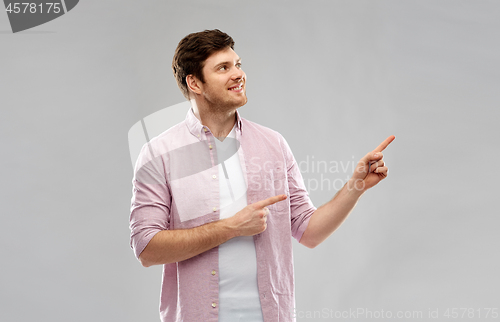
[213,58,242,69]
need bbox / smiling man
[129,29,394,322]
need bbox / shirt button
[211,270,216,275]
[213,207,217,212]
[212,303,217,308]
[212,175,216,179]
[209,144,213,150]
[204,128,207,132]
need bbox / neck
[190,99,237,141]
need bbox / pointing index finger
[255,194,287,209]
[373,135,395,153]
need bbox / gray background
[1,0,499,321]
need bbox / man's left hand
[349,135,395,192]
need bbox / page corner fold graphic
[3,0,80,33]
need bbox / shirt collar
[186,107,243,138]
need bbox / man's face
[197,47,247,111]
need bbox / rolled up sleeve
[129,143,171,260]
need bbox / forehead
[204,47,240,68]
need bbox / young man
[130,29,394,322]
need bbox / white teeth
[230,85,242,91]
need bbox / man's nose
[231,67,245,81]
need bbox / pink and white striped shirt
[130,108,316,322]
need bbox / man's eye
[219,66,227,70]
[236,63,242,68]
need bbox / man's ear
[186,75,202,96]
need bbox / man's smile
[228,83,244,92]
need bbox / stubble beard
[203,90,247,115]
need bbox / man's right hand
[228,194,287,236]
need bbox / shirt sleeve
[129,142,171,260]
[279,134,316,242]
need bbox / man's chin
[237,97,248,108]
[237,94,248,106]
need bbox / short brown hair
[172,29,235,100]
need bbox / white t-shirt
[215,125,264,322]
